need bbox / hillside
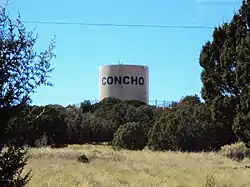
[24,144,250,187]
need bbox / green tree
[79,100,93,113]
[112,122,147,150]
[179,94,201,105]
[94,99,137,137]
[32,105,68,148]
[0,2,55,186]
[148,95,227,151]
[199,0,250,146]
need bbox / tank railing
[74,99,174,108]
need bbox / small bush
[77,153,89,163]
[220,142,250,161]
[112,122,147,150]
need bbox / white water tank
[98,64,149,103]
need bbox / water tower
[98,64,149,103]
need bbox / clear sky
[5,0,242,106]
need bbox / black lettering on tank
[102,77,106,85]
[123,76,130,84]
[107,76,113,85]
[114,76,122,85]
[101,76,145,85]
[130,76,138,85]
[138,77,144,85]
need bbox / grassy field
[24,144,250,187]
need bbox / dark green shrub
[148,99,228,152]
[77,153,89,163]
[90,116,113,142]
[112,122,147,150]
[123,100,147,108]
[67,112,93,144]
[92,97,122,113]
[79,100,93,113]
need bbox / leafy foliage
[148,95,227,151]
[112,122,147,150]
[0,2,55,186]
[6,94,237,153]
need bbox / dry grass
[24,144,250,187]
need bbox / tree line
[1,0,250,186]
[4,95,240,152]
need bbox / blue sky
[5,0,242,106]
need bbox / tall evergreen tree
[199,0,250,146]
